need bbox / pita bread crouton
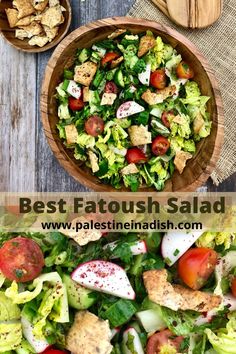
[174,150,192,174]
[43,25,59,41]
[193,113,205,134]
[16,22,42,39]
[172,115,186,125]
[121,163,139,176]
[65,124,79,145]
[61,217,102,246]
[74,61,98,86]
[49,0,60,6]
[33,0,48,12]
[40,5,63,28]
[143,269,221,312]
[66,311,113,354]
[111,56,124,68]
[142,85,176,105]
[13,0,35,19]
[5,8,18,28]
[128,125,152,146]
[138,35,156,57]
[28,34,49,47]
[108,28,126,39]
[88,150,99,173]
[82,87,90,102]
[16,15,35,26]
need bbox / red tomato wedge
[42,349,68,354]
[126,148,147,164]
[0,237,44,282]
[68,97,84,111]
[176,61,194,79]
[231,278,236,297]
[146,329,183,354]
[161,110,175,128]
[105,81,118,94]
[85,115,105,137]
[150,69,167,89]
[178,247,218,290]
[101,52,119,66]
[152,136,170,156]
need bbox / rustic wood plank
[0,36,37,191]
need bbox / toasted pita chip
[13,0,35,19]
[43,25,59,41]
[108,28,126,39]
[33,0,48,12]
[16,15,35,26]
[49,0,60,6]
[28,34,49,47]
[15,29,29,40]
[41,5,63,28]
[5,8,18,28]
[16,22,43,38]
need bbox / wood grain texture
[151,0,169,17]
[40,16,224,192]
[0,0,72,52]
[166,0,223,29]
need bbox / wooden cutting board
[152,0,223,29]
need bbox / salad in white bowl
[0,229,236,354]
[55,28,211,191]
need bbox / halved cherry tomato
[105,81,118,94]
[178,247,218,290]
[126,147,147,164]
[231,278,236,297]
[176,61,194,79]
[42,348,68,354]
[152,136,170,156]
[101,52,119,66]
[161,110,175,128]
[68,97,84,111]
[146,329,183,354]
[0,237,44,282]
[85,115,105,137]
[150,69,167,89]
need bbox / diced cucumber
[106,68,118,81]
[151,119,170,137]
[136,309,166,333]
[91,51,101,63]
[62,274,96,310]
[150,106,164,118]
[61,79,70,91]
[122,327,144,354]
[92,44,106,57]
[92,69,104,88]
[114,69,125,88]
[103,299,138,327]
[78,48,91,63]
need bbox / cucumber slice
[136,309,166,333]
[114,69,125,88]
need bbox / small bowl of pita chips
[0,0,71,52]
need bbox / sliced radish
[21,316,49,353]
[110,146,127,156]
[161,230,203,266]
[67,80,82,99]
[117,101,144,119]
[71,260,135,300]
[123,327,144,354]
[223,294,236,311]
[138,63,151,86]
[110,327,120,340]
[104,240,147,258]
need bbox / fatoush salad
[1,229,236,354]
[55,28,211,191]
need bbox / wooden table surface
[0,0,235,192]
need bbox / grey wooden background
[0,0,235,192]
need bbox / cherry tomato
[146,329,183,354]
[150,69,167,89]
[101,52,119,66]
[176,61,194,79]
[161,110,175,128]
[42,349,68,354]
[231,278,236,297]
[0,237,44,282]
[126,147,147,164]
[152,136,170,156]
[105,81,118,94]
[68,97,84,111]
[178,247,218,290]
[85,115,105,137]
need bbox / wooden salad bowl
[40,17,224,192]
[0,0,71,52]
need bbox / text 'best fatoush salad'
[56,28,211,191]
[1,229,236,354]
